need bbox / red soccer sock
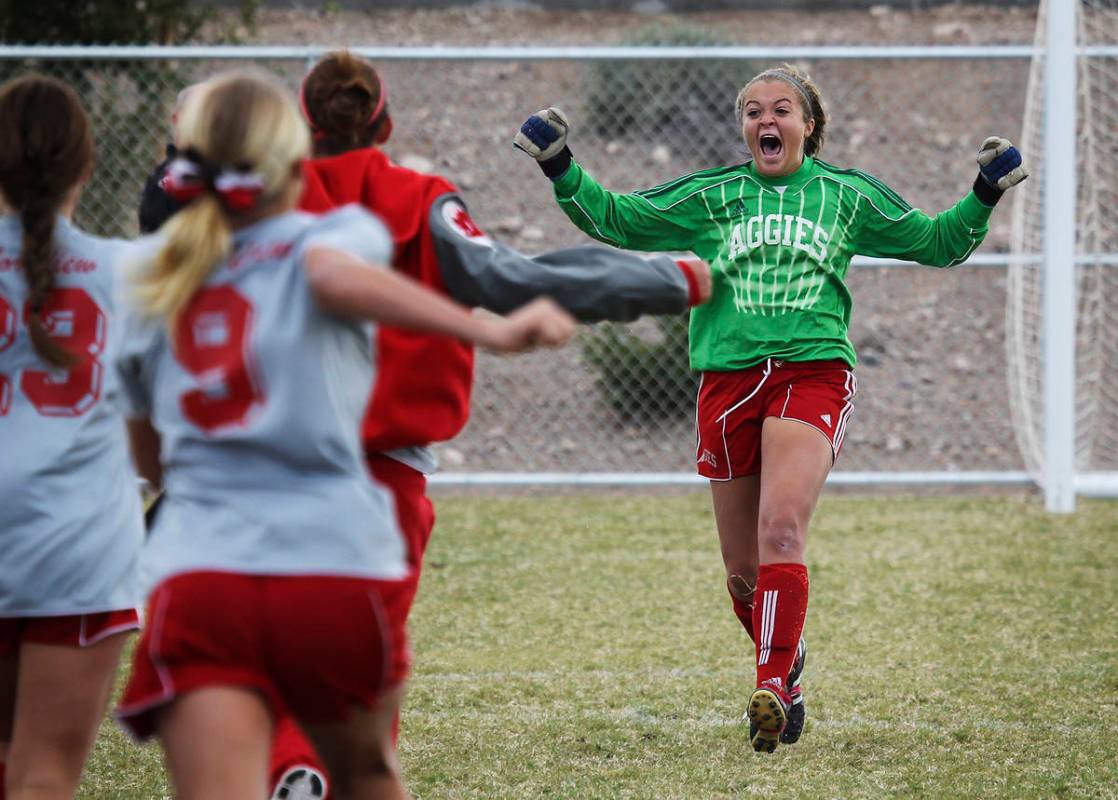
[729,591,756,643]
[269,715,330,798]
[752,562,809,693]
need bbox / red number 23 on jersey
[0,288,106,417]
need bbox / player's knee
[757,510,807,558]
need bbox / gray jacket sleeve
[428,194,691,323]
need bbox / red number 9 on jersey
[173,285,264,432]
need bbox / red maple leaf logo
[452,207,485,238]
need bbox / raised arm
[854,136,1028,267]
[514,107,696,252]
[427,194,709,322]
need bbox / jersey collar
[745,155,816,193]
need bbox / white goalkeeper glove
[977,136,1028,191]
[513,107,569,160]
[514,107,574,180]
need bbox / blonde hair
[735,63,827,157]
[133,71,310,326]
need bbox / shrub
[0,0,257,45]
[582,312,699,423]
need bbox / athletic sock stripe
[766,590,777,666]
[758,591,770,665]
[758,589,777,666]
[760,591,770,665]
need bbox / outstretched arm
[856,136,1027,267]
[514,107,696,251]
[427,194,709,322]
[304,246,575,353]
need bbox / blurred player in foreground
[296,46,710,675]
[516,62,1027,753]
[114,70,574,800]
[141,50,712,795]
[0,74,144,799]
[139,81,332,800]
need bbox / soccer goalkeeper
[515,62,1026,754]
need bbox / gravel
[244,4,1041,475]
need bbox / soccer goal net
[1007,0,1118,496]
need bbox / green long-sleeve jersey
[552,155,995,370]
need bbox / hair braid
[0,74,92,368]
[21,193,74,366]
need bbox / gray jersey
[0,216,144,616]
[116,206,408,588]
[429,194,692,322]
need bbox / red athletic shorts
[694,358,857,480]
[0,609,141,658]
[117,571,411,740]
[366,453,436,619]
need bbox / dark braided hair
[0,74,93,367]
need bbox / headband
[298,71,388,142]
[159,148,266,214]
[751,70,813,115]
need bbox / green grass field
[82,493,1117,799]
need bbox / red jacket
[300,147,475,453]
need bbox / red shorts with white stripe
[116,571,410,740]
[695,358,857,480]
[0,609,141,658]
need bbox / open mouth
[759,134,783,159]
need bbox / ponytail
[133,195,231,327]
[0,74,93,368]
[21,198,74,367]
[129,71,308,328]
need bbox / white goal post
[1008,0,1118,511]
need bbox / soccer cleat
[747,679,792,754]
[781,637,807,745]
[271,766,328,800]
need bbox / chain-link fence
[0,46,1044,477]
